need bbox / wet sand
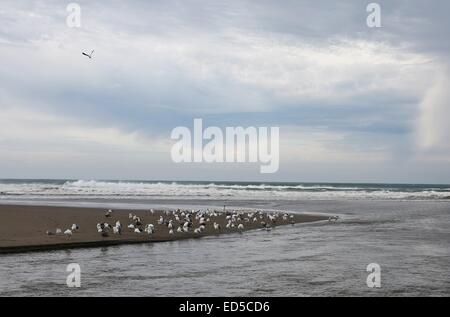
[0,204,328,254]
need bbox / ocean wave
[61,180,406,192]
[0,179,449,201]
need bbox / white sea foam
[0,180,449,201]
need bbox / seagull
[82,50,94,59]
[238,224,244,230]
[113,221,122,235]
[144,224,155,234]
[64,229,73,236]
[71,224,79,231]
[146,226,154,235]
[213,222,221,230]
[56,228,62,235]
[113,226,121,235]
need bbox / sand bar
[0,204,328,254]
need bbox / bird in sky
[82,50,94,59]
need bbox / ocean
[1,179,450,201]
[0,179,449,296]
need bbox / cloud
[417,67,450,155]
[0,102,168,157]
[0,0,449,182]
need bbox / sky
[0,0,449,183]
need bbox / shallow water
[0,199,449,296]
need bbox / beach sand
[0,204,328,254]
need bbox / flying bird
[82,50,95,59]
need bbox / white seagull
[64,229,73,236]
[113,226,121,235]
[145,224,155,234]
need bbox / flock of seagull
[46,224,79,237]
[44,208,325,239]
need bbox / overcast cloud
[0,0,449,182]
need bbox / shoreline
[0,204,329,255]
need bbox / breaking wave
[0,179,449,201]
